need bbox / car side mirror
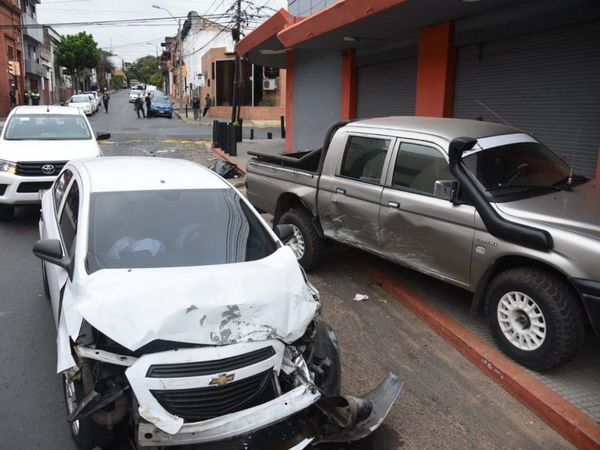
[275,224,294,244]
[434,180,459,202]
[96,131,111,141]
[32,239,71,273]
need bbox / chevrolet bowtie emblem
[209,373,235,387]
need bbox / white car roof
[72,157,230,193]
[12,105,83,115]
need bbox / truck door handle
[335,188,346,195]
[388,201,400,208]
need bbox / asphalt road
[0,91,572,449]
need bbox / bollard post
[212,120,219,147]
[229,124,238,156]
[267,132,273,140]
[185,103,188,118]
[250,128,254,140]
[280,115,286,139]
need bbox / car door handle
[388,201,400,209]
[335,188,346,195]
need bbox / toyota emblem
[41,164,56,175]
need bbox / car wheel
[63,374,114,450]
[278,208,324,271]
[485,268,585,371]
[41,261,50,300]
[0,206,15,221]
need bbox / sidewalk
[211,138,285,174]
[174,109,282,129]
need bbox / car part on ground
[211,159,243,179]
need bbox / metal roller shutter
[453,20,600,177]
[357,55,417,119]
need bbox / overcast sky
[37,0,287,64]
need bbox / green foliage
[126,55,162,85]
[258,97,275,107]
[149,72,163,87]
[111,75,124,90]
[55,32,101,75]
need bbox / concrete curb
[364,265,600,450]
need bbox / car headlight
[0,160,16,174]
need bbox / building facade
[238,0,600,179]
[0,0,23,116]
[20,0,44,103]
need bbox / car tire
[41,261,50,300]
[279,208,324,271]
[0,206,15,221]
[63,374,114,450]
[485,268,585,371]
[168,114,172,119]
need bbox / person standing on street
[192,95,200,120]
[102,91,110,113]
[202,93,212,118]
[9,90,16,109]
[145,93,152,119]
[135,94,145,119]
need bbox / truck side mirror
[434,180,459,202]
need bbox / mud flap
[315,372,403,444]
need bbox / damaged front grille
[150,369,274,422]
[146,346,275,378]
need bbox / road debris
[353,294,369,302]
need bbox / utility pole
[152,5,183,110]
[230,0,242,123]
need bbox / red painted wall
[340,49,357,120]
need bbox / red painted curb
[364,265,600,450]
[210,146,247,175]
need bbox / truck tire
[279,208,324,271]
[0,206,14,221]
[63,375,114,450]
[485,268,585,371]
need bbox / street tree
[55,32,101,94]
[126,55,162,85]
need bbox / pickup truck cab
[246,117,600,371]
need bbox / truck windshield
[4,114,92,140]
[86,188,278,272]
[463,142,582,196]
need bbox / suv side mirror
[434,180,459,202]
[275,224,294,244]
[32,239,71,273]
[96,131,111,141]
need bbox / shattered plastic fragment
[353,294,369,302]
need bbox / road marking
[100,139,211,145]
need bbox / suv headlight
[0,160,16,174]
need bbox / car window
[70,95,89,103]
[86,189,278,272]
[392,142,453,195]
[339,136,391,184]
[59,180,80,255]
[4,115,91,140]
[53,169,73,211]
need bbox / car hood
[0,139,101,162]
[495,180,600,240]
[63,247,319,352]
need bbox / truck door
[318,133,394,253]
[379,140,475,287]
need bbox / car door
[44,171,80,327]
[379,140,476,287]
[318,132,394,253]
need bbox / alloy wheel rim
[497,291,546,351]
[286,224,305,259]
[64,376,80,435]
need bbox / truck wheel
[485,268,585,371]
[279,208,324,271]
[0,206,14,221]
[41,261,50,300]
[63,375,114,450]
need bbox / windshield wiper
[487,184,561,192]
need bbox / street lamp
[152,5,182,110]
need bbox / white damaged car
[33,157,402,449]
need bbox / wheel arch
[274,193,315,225]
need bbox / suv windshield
[4,114,92,140]
[87,189,278,272]
[463,142,582,197]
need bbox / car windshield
[463,141,582,197]
[153,97,170,105]
[70,95,89,103]
[4,114,92,140]
[86,189,278,272]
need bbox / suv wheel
[279,208,324,271]
[0,206,14,221]
[486,268,585,371]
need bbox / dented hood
[63,247,318,351]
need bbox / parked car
[246,117,600,371]
[0,106,109,221]
[85,91,100,113]
[129,89,143,103]
[67,94,94,116]
[33,156,402,449]
[147,95,173,118]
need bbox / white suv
[0,106,108,220]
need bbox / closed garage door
[357,55,417,119]
[454,20,600,177]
